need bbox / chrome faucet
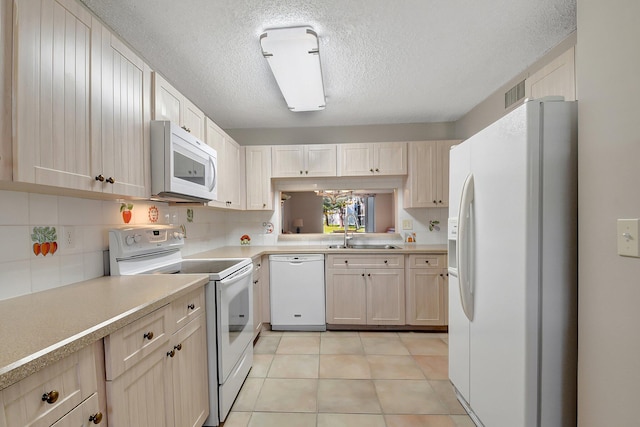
[344,212,359,247]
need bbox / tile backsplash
[0,189,272,301]
[0,188,446,301]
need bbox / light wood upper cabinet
[13,0,94,191]
[153,72,205,140]
[13,0,150,197]
[245,146,273,210]
[338,142,407,176]
[525,47,575,102]
[0,0,12,181]
[92,21,150,197]
[271,144,336,177]
[205,117,244,209]
[404,140,459,208]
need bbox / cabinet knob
[305,170,309,174]
[262,203,266,208]
[167,349,175,358]
[433,200,437,204]
[344,260,348,264]
[425,260,429,263]
[361,273,365,277]
[106,177,115,184]
[368,273,371,277]
[253,280,259,284]
[187,303,195,310]
[89,412,103,424]
[384,260,388,264]
[42,390,59,404]
[94,174,105,182]
[174,343,182,351]
[144,331,154,340]
[370,168,374,173]
[181,126,191,133]
[375,168,380,172]
[438,200,442,204]
[300,170,303,175]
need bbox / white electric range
[109,225,253,425]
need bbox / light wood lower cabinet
[326,254,405,326]
[406,254,448,326]
[0,343,104,427]
[252,257,263,339]
[104,287,209,427]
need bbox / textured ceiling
[79,0,576,130]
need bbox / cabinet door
[153,72,181,125]
[405,141,438,208]
[252,260,263,339]
[245,146,273,210]
[305,144,336,176]
[338,143,372,176]
[169,315,209,427]
[94,24,149,197]
[205,118,227,207]
[224,138,243,209]
[261,255,271,323]
[366,269,405,325]
[106,346,171,427]
[13,0,94,190]
[271,145,305,177]
[182,98,205,141]
[525,47,576,102]
[326,269,367,325]
[374,142,407,175]
[406,269,446,325]
[435,140,457,206]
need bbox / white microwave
[151,121,218,202]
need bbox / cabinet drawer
[104,305,170,380]
[50,393,102,426]
[408,254,446,269]
[0,345,97,427]
[171,287,205,333]
[327,254,404,269]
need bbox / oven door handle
[219,264,253,287]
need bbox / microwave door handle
[208,157,217,192]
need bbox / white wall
[576,1,640,425]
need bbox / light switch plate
[617,219,640,257]
[402,219,413,230]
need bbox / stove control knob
[173,232,184,240]
[133,234,142,243]
[125,235,135,246]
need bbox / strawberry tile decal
[31,226,58,256]
[148,205,159,223]
[120,203,133,224]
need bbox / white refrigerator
[447,98,578,427]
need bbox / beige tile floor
[221,330,474,427]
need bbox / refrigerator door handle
[457,173,475,321]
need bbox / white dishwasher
[269,254,326,331]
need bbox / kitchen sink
[347,244,401,250]
[327,244,401,250]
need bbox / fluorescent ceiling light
[260,26,326,112]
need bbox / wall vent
[505,80,526,109]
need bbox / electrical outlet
[402,219,413,230]
[63,226,76,249]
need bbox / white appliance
[448,98,578,427]
[108,226,253,426]
[151,120,218,202]
[269,254,326,331]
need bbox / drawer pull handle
[167,349,176,358]
[188,303,195,310]
[89,412,103,424]
[144,331,154,340]
[42,390,59,404]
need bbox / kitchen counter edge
[0,273,210,390]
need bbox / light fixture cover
[260,26,326,112]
